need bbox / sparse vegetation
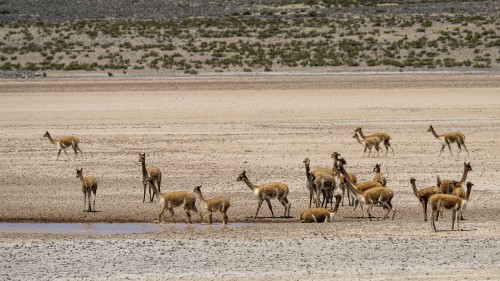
[0,0,498,74]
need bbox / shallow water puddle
[0,223,250,235]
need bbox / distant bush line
[0,12,498,73]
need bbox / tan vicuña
[44,131,83,161]
[144,177,203,224]
[193,185,230,225]
[138,153,162,203]
[429,182,473,232]
[427,125,469,156]
[236,170,291,218]
[410,177,440,221]
[76,168,97,212]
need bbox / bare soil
[1,73,500,280]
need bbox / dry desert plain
[1,72,500,280]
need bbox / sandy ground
[1,72,500,280]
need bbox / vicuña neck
[141,160,148,176]
[357,130,366,139]
[430,127,440,139]
[46,134,56,144]
[465,185,472,200]
[410,180,419,197]
[339,166,361,197]
[332,155,339,171]
[459,167,469,184]
[242,176,258,190]
[304,161,311,176]
[305,163,313,181]
[354,134,363,144]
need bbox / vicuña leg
[280,198,290,218]
[158,206,175,223]
[87,192,92,212]
[92,190,97,212]
[255,199,264,218]
[446,142,453,156]
[190,204,203,222]
[184,207,192,224]
[381,201,396,220]
[431,211,438,232]
[57,148,69,161]
[265,198,275,217]
[457,142,470,156]
[451,209,461,231]
[83,192,87,212]
[422,202,428,222]
[71,144,81,160]
[462,143,470,156]
[439,144,446,156]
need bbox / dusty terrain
[1,73,500,280]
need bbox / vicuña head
[330,151,340,158]
[236,170,247,182]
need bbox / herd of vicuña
[43,125,473,231]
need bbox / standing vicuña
[315,172,338,209]
[427,125,469,156]
[144,177,203,224]
[331,152,357,206]
[438,162,472,195]
[308,153,349,206]
[429,182,473,232]
[352,133,381,157]
[236,170,291,218]
[138,153,162,203]
[355,127,394,156]
[338,159,396,220]
[410,177,440,221]
[303,158,318,208]
[76,168,97,212]
[193,185,230,225]
[44,131,83,160]
[451,180,469,220]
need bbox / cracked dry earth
[0,73,500,280]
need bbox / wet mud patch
[0,222,252,235]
